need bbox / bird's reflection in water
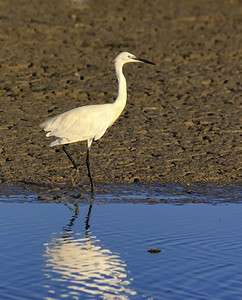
[43,202,136,299]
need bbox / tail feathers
[39,120,49,129]
[40,117,71,147]
[50,138,70,147]
[50,139,61,147]
[39,114,60,130]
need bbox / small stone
[147,248,161,253]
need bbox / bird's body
[40,51,154,192]
[41,103,120,147]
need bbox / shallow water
[0,184,242,299]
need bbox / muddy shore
[0,0,241,191]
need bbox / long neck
[114,61,127,112]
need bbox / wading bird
[40,51,155,192]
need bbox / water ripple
[0,188,242,299]
[43,221,136,299]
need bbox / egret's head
[114,51,155,66]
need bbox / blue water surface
[0,185,242,299]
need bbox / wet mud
[0,0,241,190]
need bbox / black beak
[134,57,155,65]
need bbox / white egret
[40,51,155,192]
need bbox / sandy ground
[0,0,241,191]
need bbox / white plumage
[41,103,116,148]
[40,51,154,192]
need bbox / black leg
[86,147,94,193]
[85,203,93,231]
[62,145,78,170]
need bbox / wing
[40,104,115,143]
